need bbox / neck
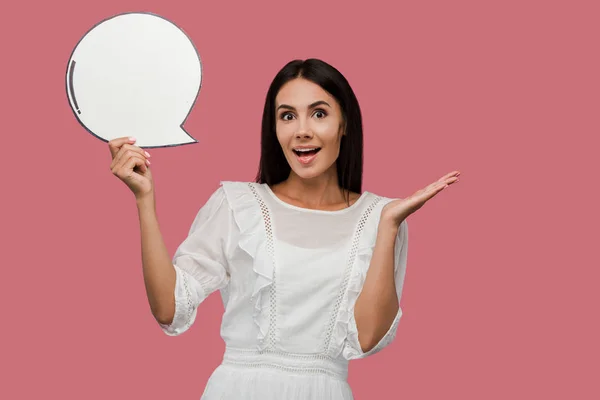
[277,167,349,208]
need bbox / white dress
[159,181,409,399]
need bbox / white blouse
[159,181,409,399]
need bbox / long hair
[255,58,364,196]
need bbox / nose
[295,125,313,139]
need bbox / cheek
[317,124,342,148]
[276,123,295,146]
[313,116,343,140]
[319,133,343,162]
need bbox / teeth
[295,148,318,152]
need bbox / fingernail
[146,159,151,165]
[144,151,151,158]
[129,137,136,142]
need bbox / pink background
[2,0,598,398]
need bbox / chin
[291,168,324,180]
[284,149,337,181]
[290,160,337,182]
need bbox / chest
[275,241,350,302]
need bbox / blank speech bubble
[66,12,202,148]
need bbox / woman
[109,58,459,399]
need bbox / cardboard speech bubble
[66,12,202,148]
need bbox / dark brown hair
[255,58,364,195]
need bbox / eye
[280,112,295,121]
[313,109,327,119]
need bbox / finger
[115,157,147,180]
[108,136,137,158]
[124,155,148,175]
[126,154,148,175]
[425,181,450,195]
[417,184,445,204]
[426,179,446,191]
[112,152,148,176]
[110,146,131,170]
[437,170,461,182]
[110,144,150,170]
[447,175,460,185]
[434,181,449,192]
[427,182,448,199]
[113,144,150,165]
[438,176,459,190]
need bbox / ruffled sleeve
[159,186,232,336]
[342,217,409,359]
[221,181,274,351]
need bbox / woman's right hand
[109,137,154,200]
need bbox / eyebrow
[276,100,331,111]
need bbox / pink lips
[295,151,319,165]
[292,146,321,165]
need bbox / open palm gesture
[381,170,460,227]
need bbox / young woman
[108,58,459,399]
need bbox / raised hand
[381,171,460,228]
[109,137,154,200]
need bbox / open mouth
[293,147,321,157]
[292,147,322,165]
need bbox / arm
[107,137,177,325]
[353,218,402,352]
[155,186,231,335]
[345,172,457,357]
[136,195,177,325]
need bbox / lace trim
[324,195,382,353]
[222,361,345,379]
[344,306,402,359]
[160,267,195,334]
[248,183,278,350]
[181,270,194,328]
[222,347,348,380]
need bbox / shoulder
[190,181,255,229]
[216,181,267,219]
[361,190,408,231]
[219,180,254,189]
[360,190,396,211]
[363,188,394,201]
[218,180,257,202]
[362,188,408,210]
[195,181,253,216]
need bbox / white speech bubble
[66,12,202,148]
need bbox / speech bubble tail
[136,125,198,148]
[172,125,198,146]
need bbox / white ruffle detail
[159,265,203,336]
[327,196,382,358]
[343,236,403,359]
[343,199,407,359]
[221,181,274,351]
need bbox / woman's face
[275,78,345,181]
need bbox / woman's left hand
[381,170,461,228]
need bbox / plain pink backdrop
[1,0,598,399]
